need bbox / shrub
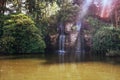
[92,26,120,54]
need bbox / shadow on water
[43,52,120,65]
[0,53,45,60]
[0,53,120,65]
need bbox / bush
[92,26,120,54]
[0,13,46,54]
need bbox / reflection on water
[0,54,120,80]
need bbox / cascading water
[75,0,92,53]
[59,35,65,53]
[58,23,65,54]
[76,23,82,53]
[58,23,65,63]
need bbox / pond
[0,54,120,80]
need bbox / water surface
[0,55,120,80]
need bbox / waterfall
[76,23,82,53]
[58,23,65,54]
[59,35,65,53]
[76,34,81,53]
[75,22,85,61]
[75,0,92,56]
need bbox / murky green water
[0,55,120,80]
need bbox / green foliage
[0,36,15,53]
[43,3,80,35]
[26,1,60,36]
[0,13,46,53]
[46,15,58,35]
[92,26,120,54]
[57,4,80,23]
[86,17,111,34]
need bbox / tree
[0,0,7,37]
[57,3,80,23]
[0,13,46,54]
[0,0,6,14]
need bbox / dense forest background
[0,0,120,56]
